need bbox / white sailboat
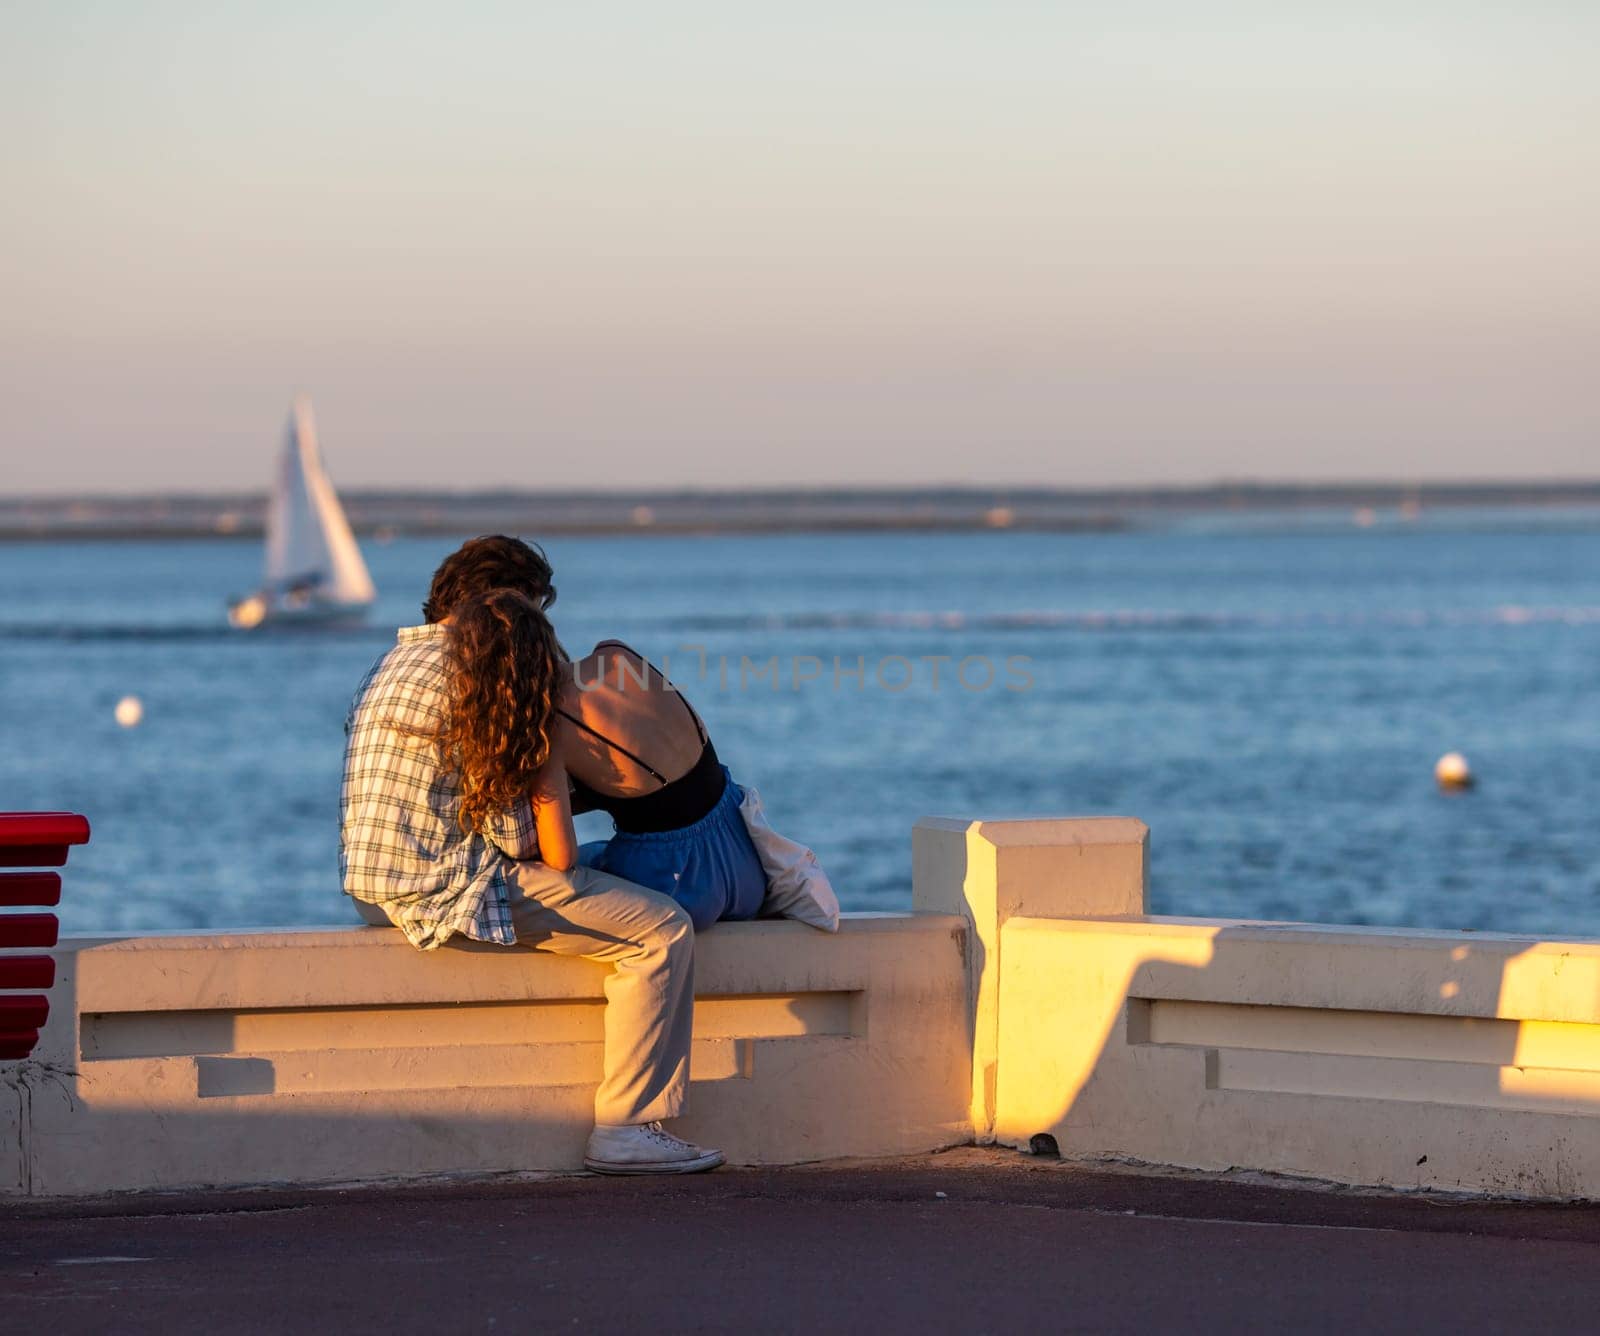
[227,397,377,629]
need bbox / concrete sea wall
[6,914,969,1196]
[7,816,1600,1198]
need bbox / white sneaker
[584,1121,725,1176]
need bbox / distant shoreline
[0,515,1132,543]
[4,481,1600,543]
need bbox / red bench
[0,812,91,1061]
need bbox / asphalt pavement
[6,1148,1599,1334]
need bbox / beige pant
[503,861,695,1126]
[356,864,695,1124]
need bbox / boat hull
[227,592,372,630]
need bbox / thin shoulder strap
[594,639,708,745]
[553,706,670,784]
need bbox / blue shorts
[578,768,767,932]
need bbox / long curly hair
[424,535,555,624]
[440,588,568,834]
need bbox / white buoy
[1435,751,1474,790]
[114,695,144,728]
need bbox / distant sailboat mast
[264,396,375,604]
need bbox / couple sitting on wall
[339,536,837,1176]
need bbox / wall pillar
[913,817,1149,1142]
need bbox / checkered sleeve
[484,797,540,862]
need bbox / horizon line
[9,477,1600,506]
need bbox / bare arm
[531,751,580,872]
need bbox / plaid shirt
[340,623,538,950]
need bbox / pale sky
[3,2,1597,494]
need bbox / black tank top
[558,644,726,834]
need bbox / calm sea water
[3,516,1598,938]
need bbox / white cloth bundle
[737,785,840,932]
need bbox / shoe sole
[583,1151,725,1176]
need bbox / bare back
[555,642,706,799]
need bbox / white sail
[263,396,376,605]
